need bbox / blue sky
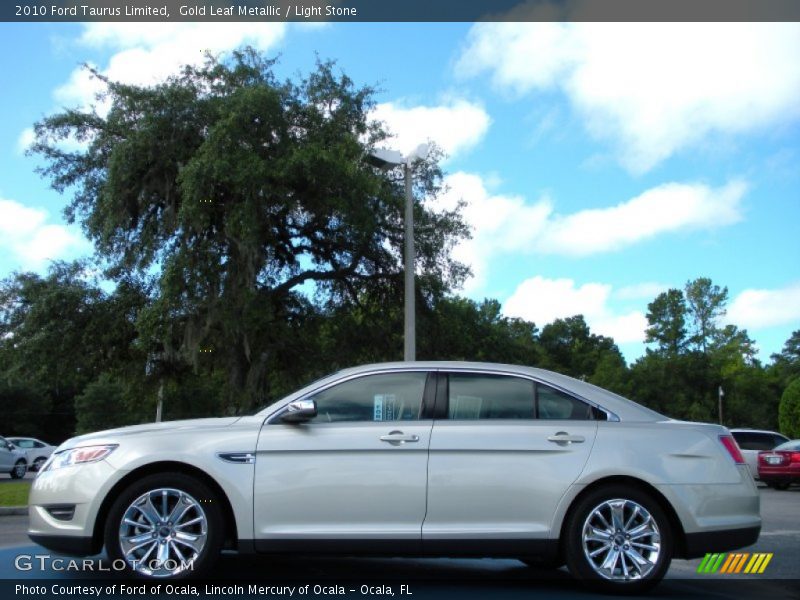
[1,22,798,363]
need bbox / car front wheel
[104,472,224,579]
[10,460,27,479]
[564,485,673,593]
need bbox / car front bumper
[27,460,123,556]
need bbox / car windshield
[773,440,800,452]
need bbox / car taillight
[720,435,745,464]
[791,452,800,464]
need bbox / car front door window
[309,372,427,423]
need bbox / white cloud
[56,23,288,111]
[457,22,800,172]
[16,128,35,155]
[429,171,551,290]
[728,282,800,330]
[371,99,490,161]
[0,198,90,270]
[536,180,746,256]
[433,172,745,291]
[503,275,647,343]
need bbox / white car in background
[729,429,789,480]
[0,436,28,479]
[28,362,761,593]
[7,437,56,472]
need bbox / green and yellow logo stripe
[697,552,773,574]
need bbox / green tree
[420,297,540,365]
[645,289,687,356]
[0,382,50,439]
[778,378,800,438]
[0,262,146,441]
[685,277,728,354]
[710,325,775,428]
[74,373,132,434]
[31,50,468,413]
[769,329,800,388]
[539,315,626,384]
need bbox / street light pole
[366,144,428,363]
[403,163,415,361]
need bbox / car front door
[0,438,13,472]
[423,371,599,554]
[254,370,434,552]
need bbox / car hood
[57,417,242,451]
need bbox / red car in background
[758,439,800,490]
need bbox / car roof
[258,361,668,422]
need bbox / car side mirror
[280,399,317,423]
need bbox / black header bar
[4,0,800,23]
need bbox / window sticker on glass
[374,394,398,421]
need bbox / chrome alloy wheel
[118,487,207,577]
[13,461,26,478]
[581,498,661,581]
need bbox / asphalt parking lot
[1,485,797,598]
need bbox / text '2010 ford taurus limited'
[29,362,760,592]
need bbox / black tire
[772,481,790,491]
[564,485,673,594]
[10,460,27,479]
[104,472,224,579]
[32,457,46,472]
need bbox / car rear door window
[536,383,596,420]
[448,373,534,419]
[445,374,599,421]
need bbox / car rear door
[254,370,434,552]
[423,370,598,553]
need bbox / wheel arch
[557,475,688,559]
[91,461,238,554]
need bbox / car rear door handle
[547,432,585,445]
[380,431,420,444]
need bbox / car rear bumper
[758,466,800,481]
[683,525,761,559]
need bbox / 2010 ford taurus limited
[29,362,760,592]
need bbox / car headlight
[43,444,118,472]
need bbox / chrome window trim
[264,366,619,424]
[266,367,431,424]
[438,367,619,423]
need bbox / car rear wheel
[564,485,673,593]
[32,457,46,472]
[104,472,223,579]
[770,481,790,491]
[10,460,26,479]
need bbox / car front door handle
[380,431,420,445]
[547,432,585,445]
